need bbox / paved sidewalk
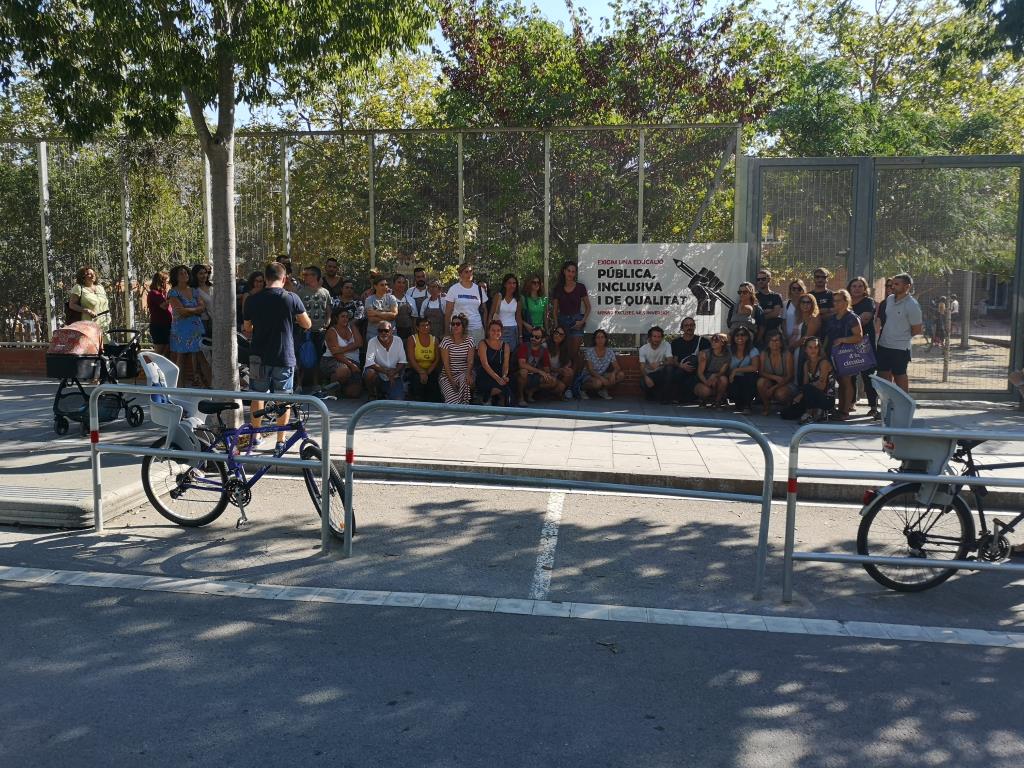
[2,376,1023,527]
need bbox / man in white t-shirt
[445,263,487,344]
[638,325,676,403]
[364,321,407,400]
[876,272,923,392]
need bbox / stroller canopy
[48,321,103,357]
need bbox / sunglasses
[378,328,392,334]
[813,274,827,279]
[756,277,768,281]
[553,330,565,336]
[531,334,544,340]
[789,285,801,291]
[450,320,464,326]
[799,299,813,305]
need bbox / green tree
[1,0,432,390]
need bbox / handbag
[831,338,876,377]
[298,331,318,369]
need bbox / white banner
[578,243,748,335]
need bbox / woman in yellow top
[69,265,110,333]
[405,315,441,401]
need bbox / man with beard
[408,266,429,318]
[321,257,344,300]
[670,316,710,403]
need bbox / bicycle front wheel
[300,443,352,540]
[856,483,974,592]
[141,436,229,527]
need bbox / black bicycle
[141,399,352,538]
[856,440,1024,591]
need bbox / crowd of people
[62,256,938,425]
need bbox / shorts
[320,356,361,381]
[558,313,584,338]
[876,345,911,376]
[149,323,170,345]
[249,357,295,394]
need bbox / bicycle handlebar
[252,401,293,419]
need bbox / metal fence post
[457,131,465,263]
[120,164,134,330]
[1011,164,1024,385]
[544,131,551,290]
[281,136,291,260]
[36,140,55,338]
[368,133,376,271]
[637,128,645,244]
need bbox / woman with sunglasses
[727,325,760,413]
[445,263,487,345]
[521,275,549,342]
[694,333,731,408]
[547,326,576,399]
[847,276,879,418]
[405,315,441,402]
[69,265,110,332]
[756,331,795,415]
[789,336,834,425]
[489,273,523,354]
[440,313,476,404]
[727,282,764,339]
[551,262,590,358]
[476,319,512,405]
[784,279,807,343]
[825,289,863,421]
[321,307,364,399]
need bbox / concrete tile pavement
[1,375,1023,527]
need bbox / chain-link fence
[747,157,1023,395]
[0,124,739,347]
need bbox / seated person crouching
[547,326,576,400]
[319,307,364,398]
[638,325,676,403]
[475,319,512,406]
[405,315,442,401]
[364,321,407,400]
[580,329,623,400]
[518,326,563,403]
[694,333,730,408]
[756,331,795,415]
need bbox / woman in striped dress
[440,313,476,404]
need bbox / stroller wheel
[126,405,145,427]
[53,415,69,436]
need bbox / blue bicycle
[141,399,351,538]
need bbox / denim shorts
[558,313,584,338]
[249,357,295,394]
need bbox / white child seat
[871,375,957,505]
[138,351,207,459]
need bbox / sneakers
[579,389,590,400]
[273,441,287,456]
[564,390,574,400]
[598,388,612,400]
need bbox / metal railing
[342,400,776,599]
[88,384,336,550]
[782,423,1024,602]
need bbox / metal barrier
[783,423,1024,602]
[88,384,336,550]
[343,400,776,599]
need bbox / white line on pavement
[1,565,1021,649]
[528,492,565,600]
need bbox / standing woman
[444,263,487,345]
[547,326,576,399]
[694,333,731,408]
[476,319,512,405]
[240,271,265,321]
[756,331,795,415]
[421,278,447,340]
[145,271,172,356]
[69,265,110,333]
[406,315,441,402]
[726,326,760,413]
[790,291,822,375]
[439,313,476,404]
[190,263,213,386]
[727,282,764,340]
[784,279,807,344]
[551,262,590,359]
[848,276,879,418]
[521,275,549,342]
[167,264,206,386]
[825,289,863,421]
[490,273,523,354]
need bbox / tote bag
[831,338,876,377]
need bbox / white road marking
[1,565,1021,649]
[528,492,565,600]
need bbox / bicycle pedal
[236,517,251,529]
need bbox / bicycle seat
[957,439,986,451]
[197,400,241,415]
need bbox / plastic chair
[137,351,204,423]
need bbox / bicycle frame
[953,450,1024,540]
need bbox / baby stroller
[47,317,146,436]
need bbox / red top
[147,289,172,327]
[518,344,551,369]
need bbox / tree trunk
[206,139,240,396]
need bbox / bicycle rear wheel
[142,436,229,527]
[856,483,974,592]
[300,443,352,540]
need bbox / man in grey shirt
[876,272,923,392]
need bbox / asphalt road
[2,481,1023,766]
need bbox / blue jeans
[558,313,584,338]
